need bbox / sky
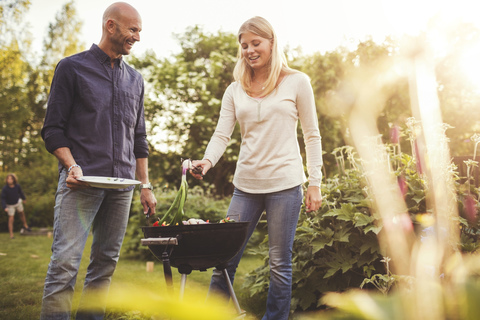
[24,0,480,59]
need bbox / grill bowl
[142,222,249,272]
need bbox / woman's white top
[203,72,323,194]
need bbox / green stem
[157,188,182,225]
[172,180,187,226]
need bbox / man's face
[111,14,142,56]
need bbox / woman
[1,173,31,239]
[191,16,323,319]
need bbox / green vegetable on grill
[155,159,192,226]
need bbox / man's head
[99,2,142,59]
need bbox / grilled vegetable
[153,159,192,226]
[152,159,234,226]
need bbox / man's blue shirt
[41,44,149,186]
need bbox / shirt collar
[90,44,124,69]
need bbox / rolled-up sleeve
[133,81,149,158]
[41,60,75,154]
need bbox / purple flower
[464,194,477,224]
[398,175,408,199]
[390,125,400,144]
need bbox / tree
[17,0,85,189]
[296,49,348,176]
[297,38,412,176]
[435,22,480,156]
[0,0,31,47]
[39,0,85,91]
[131,30,410,195]
[0,0,32,171]
[130,26,239,196]
[0,0,85,229]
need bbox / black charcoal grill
[141,222,249,315]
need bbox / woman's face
[240,31,272,71]
[6,176,14,185]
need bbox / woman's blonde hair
[233,16,296,95]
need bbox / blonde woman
[191,16,323,319]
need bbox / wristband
[68,164,81,173]
[139,183,153,191]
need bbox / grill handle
[141,237,179,246]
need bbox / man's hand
[66,166,89,189]
[52,148,89,189]
[135,158,156,216]
[140,189,157,215]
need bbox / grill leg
[222,268,243,315]
[162,251,174,294]
[179,273,187,301]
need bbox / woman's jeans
[209,185,303,320]
[40,169,133,320]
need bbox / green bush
[0,192,55,231]
[24,192,56,227]
[240,147,384,314]
[0,152,58,231]
[0,211,23,232]
[239,142,480,316]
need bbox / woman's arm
[191,85,237,180]
[296,73,324,212]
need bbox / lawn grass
[0,231,263,320]
[0,231,53,319]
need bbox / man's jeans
[40,169,133,320]
[209,185,303,320]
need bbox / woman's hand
[190,159,212,180]
[305,185,322,212]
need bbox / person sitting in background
[1,173,31,239]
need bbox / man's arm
[41,59,76,154]
[136,157,157,215]
[53,147,89,189]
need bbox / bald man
[40,3,156,319]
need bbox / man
[40,2,156,319]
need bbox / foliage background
[2,1,480,317]
[2,1,479,229]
